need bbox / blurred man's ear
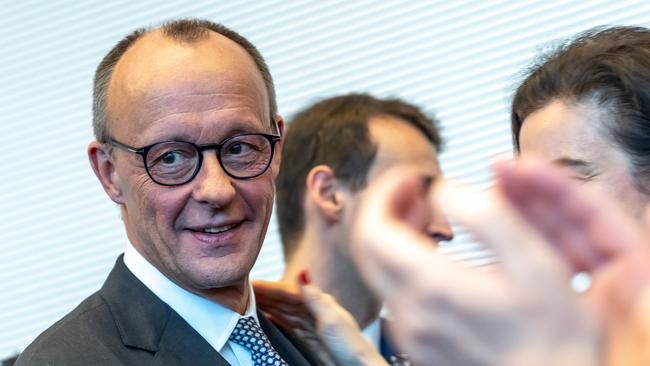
[306,165,345,223]
[88,141,125,204]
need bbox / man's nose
[427,199,454,244]
[191,152,236,207]
[427,223,454,243]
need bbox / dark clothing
[17,256,313,366]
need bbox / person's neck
[283,231,381,328]
[195,280,250,315]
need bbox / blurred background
[2,0,650,359]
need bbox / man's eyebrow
[226,126,262,135]
[144,125,262,145]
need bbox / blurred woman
[351,26,650,365]
[512,26,650,220]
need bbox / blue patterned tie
[229,317,289,366]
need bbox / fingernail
[298,270,310,285]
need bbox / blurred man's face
[355,115,453,244]
[105,31,280,294]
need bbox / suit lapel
[100,256,229,366]
[258,310,313,366]
[151,312,229,366]
[380,318,410,365]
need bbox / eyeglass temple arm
[106,138,142,154]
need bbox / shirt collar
[123,241,258,352]
[362,317,382,349]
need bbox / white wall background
[2,0,650,358]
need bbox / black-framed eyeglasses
[106,133,281,186]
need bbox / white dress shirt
[362,318,381,350]
[124,241,257,366]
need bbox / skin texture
[278,115,452,329]
[519,98,650,220]
[88,30,283,313]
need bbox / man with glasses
[17,19,314,366]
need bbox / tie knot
[229,317,288,366]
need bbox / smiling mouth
[190,223,240,234]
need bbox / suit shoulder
[16,291,122,365]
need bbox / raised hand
[351,164,601,366]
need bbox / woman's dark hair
[511,26,650,188]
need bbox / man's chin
[183,260,254,290]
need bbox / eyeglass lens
[145,135,273,185]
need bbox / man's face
[354,115,453,244]
[104,31,279,293]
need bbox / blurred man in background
[256,93,453,364]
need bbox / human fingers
[290,328,340,366]
[350,167,441,301]
[253,280,310,316]
[358,164,434,229]
[497,159,650,335]
[301,284,389,366]
[253,280,314,329]
[437,180,571,290]
[584,246,650,325]
[385,268,510,366]
[264,312,315,332]
[252,280,304,305]
[495,159,645,272]
[301,284,361,333]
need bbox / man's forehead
[104,28,268,137]
[110,29,256,93]
[367,115,441,178]
[368,115,438,156]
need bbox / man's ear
[275,114,285,136]
[88,141,125,204]
[306,165,345,223]
[271,115,285,176]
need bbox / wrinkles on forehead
[141,83,263,122]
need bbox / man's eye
[227,143,252,155]
[160,151,184,165]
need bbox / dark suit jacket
[380,318,409,365]
[17,255,314,366]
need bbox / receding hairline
[103,27,270,135]
[111,26,264,82]
[368,112,438,143]
[93,19,277,143]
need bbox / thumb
[300,284,361,333]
